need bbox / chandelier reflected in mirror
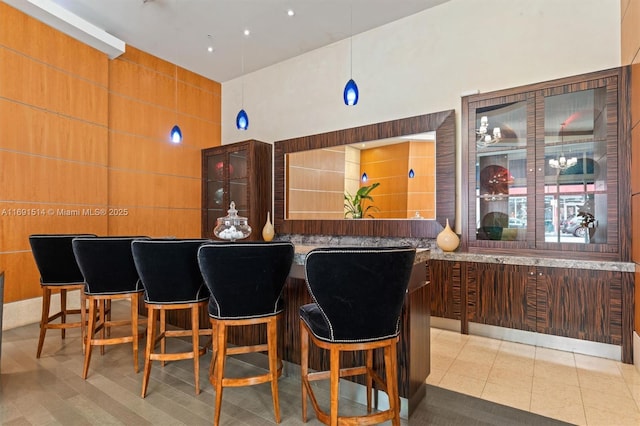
[549,123,577,171]
[476,116,502,147]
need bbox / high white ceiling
[46,0,449,82]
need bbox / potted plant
[344,182,380,219]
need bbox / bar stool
[299,246,416,426]
[29,233,96,358]
[197,241,294,426]
[131,238,212,397]
[72,236,147,379]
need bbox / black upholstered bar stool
[132,238,212,397]
[72,236,147,379]
[197,241,294,426]
[29,233,96,358]
[300,246,416,426]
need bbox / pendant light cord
[349,3,353,78]
[241,37,245,107]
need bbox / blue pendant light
[343,79,359,106]
[409,168,415,178]
[361,172,368,182]
[236,109,249,130]
[343,4,358,106]
[170,125,182,143]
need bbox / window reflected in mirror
[285,134,436,220]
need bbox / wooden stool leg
[160,309,166,367]
[60,288,67,339]
[208,320,217,380]
[36,287,51,358]
[141,307,156,398]
[99,299,106,356]
[366,348,373,413]
[131,293,139,373]
[80,291,87,355]
[267,316,281,423]
[329,347,340,426]
[213,322,227,426]
[191,304,200,395]
[300,321,309,422]
[82,297,97,379]
[385,343,400,426]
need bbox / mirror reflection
[286,133,436,220]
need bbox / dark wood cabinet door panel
[429,259,462,320]
[467,262,537,331]
[536,267,622,345]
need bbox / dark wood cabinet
[429,257,634,363]
[202,140,272,240]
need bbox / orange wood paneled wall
[621,0,640,333]
[0,3,221,303]
[407,141,436,219]
[360,143,409,218]
[359,142,435,219]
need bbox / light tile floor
[427,328,640,426]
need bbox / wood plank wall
[287,147,345,219]
[621,0,640,334]
[0,3,221,303]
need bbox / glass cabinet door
[228,149,248,216]
[205,153,227,234]
[471,95,535,246]
[540,86,609,245]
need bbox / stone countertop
[429,250,635,273]
[293,245,430,266]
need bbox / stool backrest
[29,234,97,285]
[304,246,416,342]
[72,237,148,295]
[132,239,210,304]
[197,242,294,319]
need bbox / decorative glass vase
[436,218,459,252]
[262,212,275,242]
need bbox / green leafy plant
[344,182,380,219]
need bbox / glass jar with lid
[213,201,252,241]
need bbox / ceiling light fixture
[287,9,295,17]
[236,29,249,130]
[343,3,359,106]
[549,122,577,171]
[476,115,501,147]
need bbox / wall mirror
[274,110,456,238]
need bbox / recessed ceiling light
[243,29,250,36]
[287,9,295,17]
[207,35,214,53]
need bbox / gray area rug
[409,385,574,425]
